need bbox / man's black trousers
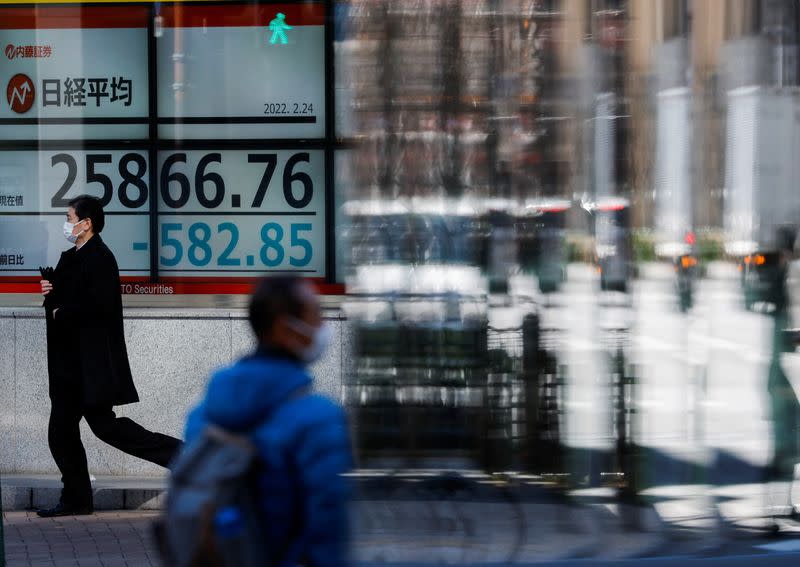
[48,395,182,508]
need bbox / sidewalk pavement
[1,504,659,567]
[8,504,797,567]
[2,511,161,567]
[25,473,800,565]
[2,475,678,566]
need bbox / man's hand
[41,280,53,296]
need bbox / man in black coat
[38,195,182,517]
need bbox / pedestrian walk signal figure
[269,12,292,45]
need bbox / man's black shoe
[36,502,93,518]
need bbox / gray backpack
[155,424,267,567]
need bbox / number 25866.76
[50,152,314,210]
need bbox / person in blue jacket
[184,276,352,567]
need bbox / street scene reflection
[337,0,800,561]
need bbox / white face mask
[63,219,85,244]
[288,318,331,364]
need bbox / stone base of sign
[1,475,168,511]
[0,307,347,477]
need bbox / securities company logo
[7,74,35,114]
[5,44,53,60]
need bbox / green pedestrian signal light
[268,12,292,45]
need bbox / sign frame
[0,0,340,295]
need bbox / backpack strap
[204,384,312,442]
[205,425,256,452]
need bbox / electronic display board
[0,1,332,294]
[0,6,149,140]
[157,3,326,140]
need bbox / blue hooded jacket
[184,348,352,567]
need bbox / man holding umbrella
[38,195,181,517]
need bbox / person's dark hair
[69,195,105,233]
[248,276,306,342]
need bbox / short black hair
[248,276,307,342]
[69,195,105,233]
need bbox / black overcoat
[44,235,139,407]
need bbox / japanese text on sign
[41,77,132,107]
[0,254,25,266]
[0,195,24,207]
[5,44,52,59]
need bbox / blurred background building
[337,0,800,516]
